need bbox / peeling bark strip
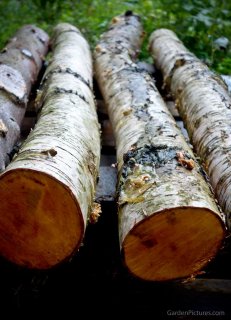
[94,13,225,281]
[0,23,100,269]
[149,29,231,230]
[0,25,49,171]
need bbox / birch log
[0,25,49,171]
[94,12,225,281]
[149,29,231,230]
[0,23,100,269]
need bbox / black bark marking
[122,145,182,177]
[41,67,91,89]
[54,87,90,104]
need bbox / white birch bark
[0,23,100,269]
[94,13,225,281]
[0,25,49,170]
[149,28,231,230]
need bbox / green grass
[0,0,231,73]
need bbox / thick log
[0,23,101,269]
[149,29,231,229]
[0,25,49,171]
[94,12,225,281]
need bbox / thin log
[0,23,101,269]
[0,25,49,171]
[149,29,231,230]
[94,12,225,281]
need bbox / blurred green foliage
[0,0,231,73]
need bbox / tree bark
[94,12,225,281]
[0,25,49,171]
[149,29,231,230]
[0,23,101,269]
[221,75,231,92]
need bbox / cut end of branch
[40,148,57,157]
[123,207,225,281]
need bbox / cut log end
[122,207,225,281]
[0,169,84,269]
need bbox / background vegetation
[0,0,231,73]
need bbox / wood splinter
[176,151,195,170]
[89,202,102,224]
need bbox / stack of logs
[0,11,230,282]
